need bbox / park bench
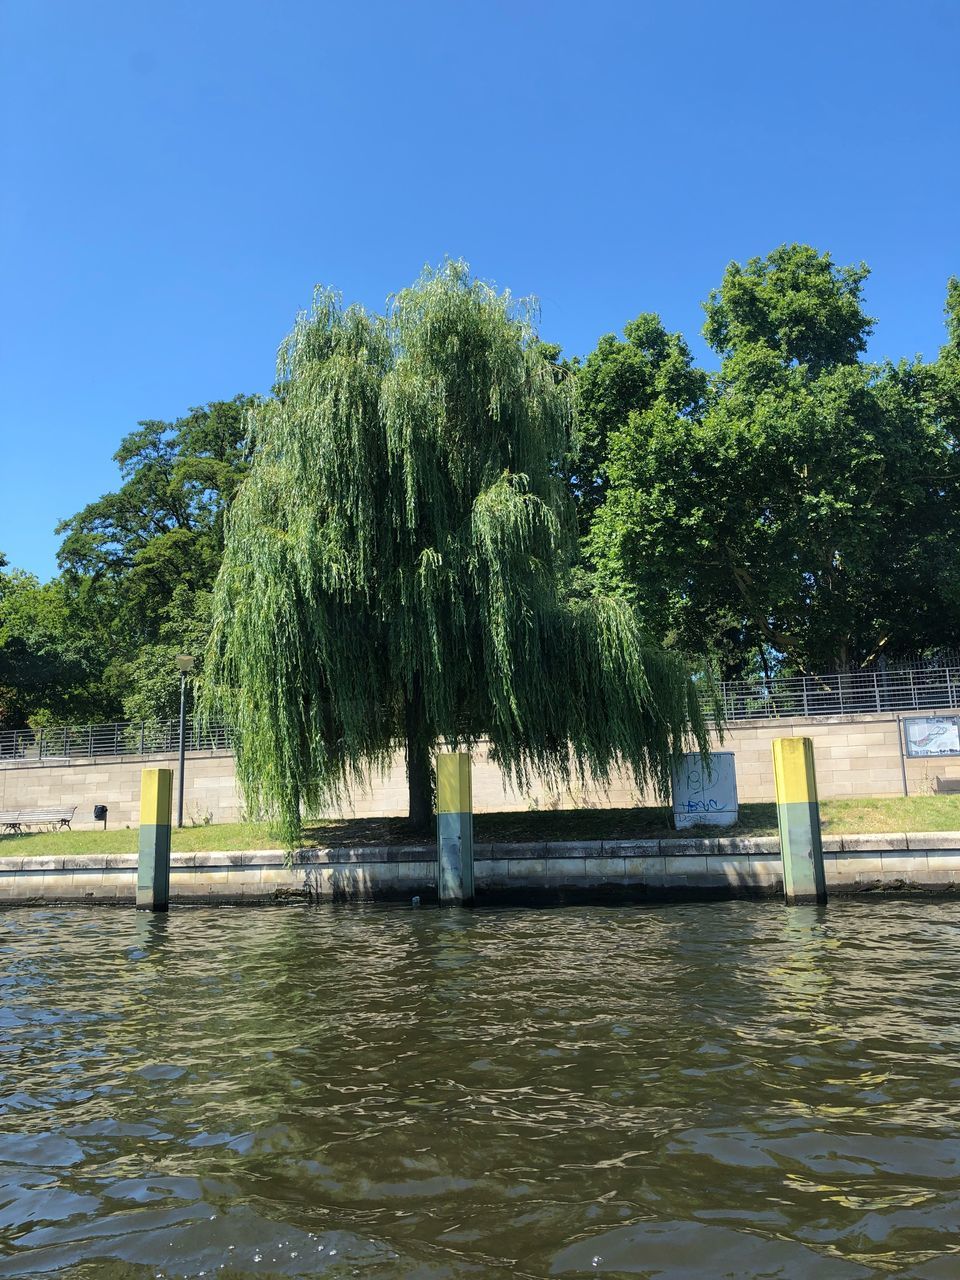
[0,806,77,834]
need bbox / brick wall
[1,709,957,829]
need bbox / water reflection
[1,901,960,1277]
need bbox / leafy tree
[205,264,708,839]
[56,395,257,721]
[120,586,212,724]
[572,315,706,530]
[702,243,873,372]
[589,245,960,676]
[935,277,960,441]
[0,564,108,727]
[58,396,255,629]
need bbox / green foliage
[0,568,108,726]
[572,314,706,530]
[9,241,960,750]
[119,586,211,724]
[205,263,709,840]
[55,396,256,722]
[0,398,255,728]
[57,396,255,635]
[702,243,873,373]
[588,245,960,676]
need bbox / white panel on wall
[671,752,739,828]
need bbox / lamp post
[175,654,195,828]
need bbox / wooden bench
[0,806,77,834]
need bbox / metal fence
[3,664,960,760]
[717,664,960,721]
[0,719,234,762]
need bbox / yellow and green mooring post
[436,752,475,907]
[137,767,173,911]
[772,737,827,906]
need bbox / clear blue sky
[2,0,957,579]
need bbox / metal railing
[716,664,960,721]
[0,719,234,762]
[3,663,960,760]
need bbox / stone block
[24,856,66,871]
[841,833,908,852]
[922,869,960,886]
[251,867,300,887]
[70,868,104,889]
[580,856,626,883]
[4,875,44,900]
[831,855,883,884]
[507,858,547,880]
[187,870,238,894]
[602,839,660,857]
[717,836,778,857]
[59,855,101,875]
[229,851,262,866]
[623,855,665,885]
[662,838,718,857]
[493,842,548,860]
[844,768,894,786]
[905,831,960,850]
[855,731,896,746]
[664,855,708,880]
[476,859,510,886]
[367,860,400,883]
[881,854,926,877]
[746,857,783,884]
[394,861,436,887]
[40,871,73,899]
[544,841,603,857]
[187,853,230,868]
[541,857,587,883]
[704,856,755,886]
[922,855,960,883]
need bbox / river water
[2,901,960,1278]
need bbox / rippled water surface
[3,900,960,1278]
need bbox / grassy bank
[4,794,960,857]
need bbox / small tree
[205,263,709,839]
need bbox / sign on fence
[903,716,960,758]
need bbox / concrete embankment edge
[2,833,960,905]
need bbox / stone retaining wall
[3,708,958,830]
[0,750,240,830]
[2,834,960,906]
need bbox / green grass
[0,822,282,857]
[5,794,960,857]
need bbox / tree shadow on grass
[299,803,781,848]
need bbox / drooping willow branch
[204,262,711,842]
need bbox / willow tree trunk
[404,675,433,834]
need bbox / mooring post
[137,767,173,911]
[436,752,475,907]
[772,737,827,905]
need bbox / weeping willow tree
[204,262,710,841]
